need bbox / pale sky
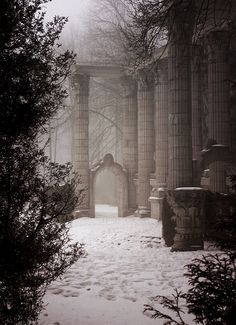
[45,0,92,25]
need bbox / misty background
[45,0,125,206]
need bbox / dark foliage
[162,197,175,247]
[144,184,236,324]
[0,139,85,325]
[204,190,236,241]
[144,289,188,325]
[185,252,236,324]
[0,0,75,141]
[0,1,84,324]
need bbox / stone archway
[90,154,129,217]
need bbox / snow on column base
[171,231,204,252]
[135,206,151,218]
[167,188,206,252]
[149,196,164,220]
[73,208,94,219]
[149,186,166,220]
[127,208,136,216]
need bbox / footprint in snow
[62,290,79,298]
[123,295,137,302]
[50,288,64,295]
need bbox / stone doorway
[90,154,129,217]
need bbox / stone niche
[167,188,206,251]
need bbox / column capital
[70,73,90,97]
[206,30,230,53]
[167,0,195,43]
[136,68,154,91]
[192,43,202,57]
[120,75,137,97]
[154,59,168,85]
[191,44,203,75]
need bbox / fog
[45,0,92,28]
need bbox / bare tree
[120,0,234,68]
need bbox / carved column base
[128,207,136,215]
[149,186,166,220]
[171,229,204,252]
[73,208,94,219]
[135,206,150,218]
[202,145,231,193]
[167,188,206,252]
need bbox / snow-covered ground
[39,205,210,325]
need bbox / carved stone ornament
[120,75,137,97]
[167,188,206,251]
[70,73,90,97]
[136,68,154,91]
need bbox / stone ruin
[69,1,236,251]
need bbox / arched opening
[90,154,129,218]
[95,168,118,217]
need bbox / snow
[212,144,227,147]
[175,187,205,191]
[39,204,210,325]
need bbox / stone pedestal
[202,145,231,193]
[149,186,166,221]
[136,69,155,217]
[167,3,193,189]
[167,188,206,251]
[70,73,92,218]
[121,76,138,213]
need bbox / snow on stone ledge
[175,187,205,191]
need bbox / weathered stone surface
[206,30,231,193]
[167,2,193,189]
[192,45,203,186]
[167,188,206,251]
[136,69,155,217]
[70,73,91,217]
[207,31,230,147]
[121,76,138,212]
[154,58,168,188]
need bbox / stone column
[150,59,168,219]
[207,30,230,193]
[192,45,203,186]
[155,59,169,188]
[136,69,155,217]
[70,73,91,217]
[121,76,138,213]
[207,31,230,146]
[167,3,193,189]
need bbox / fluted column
[207,30,230,193]
[136,69,155,217]
[149,59,168,220]
[167,3,193,189]
[155,59,169,188]
[207,31,230,146]
[121,76,138,212]
[71,73,91,217]
[192,45,203,186]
